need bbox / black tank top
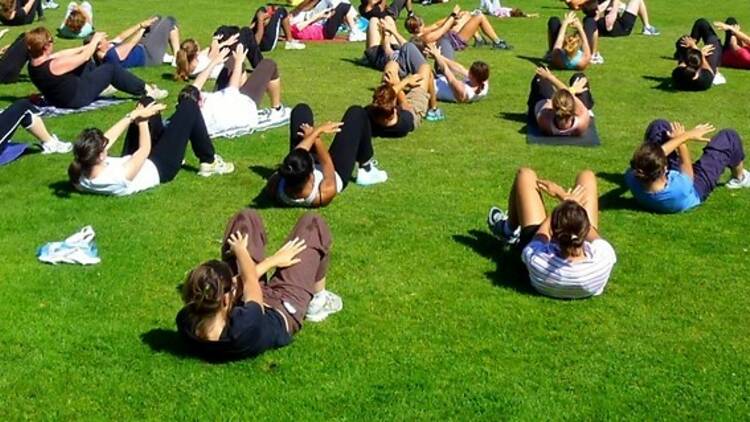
[28,60,80,107]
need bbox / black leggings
[675,18,722,73]
[526,73,594,122]
[289,103,373,189]
[324,3,352,40]
[122,98,216,182]
[65,61,145,109]
[0,33,29,84]
[2,0,42,25]
[0,99,38,144]
[548,17,597,52]
[259,7,288,51]
[214,25,264,90]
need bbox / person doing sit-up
[626,120,750,213]
[487,167,617,299]
[527,66,594,136]
[177,209,341,361]
[672,18,724,91]
[546,11,592,70]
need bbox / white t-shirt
[277,166,343,207]
[170,53,223,79]
[79,156,160,196]
[521,239,617,299]
[200,87,259,137]
[435,75,489,103]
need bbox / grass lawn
[1,0,750,418]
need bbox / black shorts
[598,11,637,37]
[516,224,541,253]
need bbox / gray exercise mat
[526,118,601,147]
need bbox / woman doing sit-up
[427,43,489,104]
[527,66,594,136]
[626,120,750,213]
[289,0,365,42]
[546,11,592,70]
[189,43,288,137]
[0,0,42,26]
[672,18,724,91]
[405,5,512,50]
[174,26,262,81]
[68,97,234,196]
[714,18,750,70]
[26,27,166,109]
[177,209,341,361]
[265,104,388,208]
[487,167,617,299]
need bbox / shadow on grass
[498,112,528,134]
[48,180,77,199]
[452,229,536,295]
[340,57,372,70]
[140,328,198,360]
[247,165,278,209]
[597,171,639,211]
[160,72,175,81]
[516,55,545,66]
[642,75,676,92]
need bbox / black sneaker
[492,40,513,50]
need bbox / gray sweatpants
[141,16,177,66]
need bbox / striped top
[521,239,616,299]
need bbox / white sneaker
[100,84,118,97]
[162,53,174,63]
[348,30,366,42]
[356,160,388,186]
[727,169,750,189]
[305,290,343,322]
[591,52,605,65]
[487,206,520,244]
[642,25,660,36]
[284,40,306,50]
[258,106,291,130]
[713,72,727,86]
[145,84,168,100]
[198,154,235,177]
[42,0,59,9]
[40,134,72,154]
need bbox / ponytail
[469,61,489,96]
[174,39,199,82]
[69,128,107,186]
[551,200,590,258]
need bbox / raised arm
[553,13,574,50]
[429,44,467,102]
[191,44,229,91]
[535,66,567,91]
[22,0,36,15]
[714,21,750,46]
[660,122,715,179]
[254,238,307,278]
[226,232,264,306]
[120,103,166,180]
[49,32,105,75]
[381,17,407,46]
[572,18,592,68]
[422,10,457,43]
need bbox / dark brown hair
[368,84,398,124]
[0,0,14,19]
[181,260,236,338]
[25,27,53,59]
[630,143,667,183]
[469,61,490,95]
[68,128,108,185]
[551,200,590,258]
[404,15,423,34]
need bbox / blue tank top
[563,50,584,69]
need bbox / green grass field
[1,0,749,419]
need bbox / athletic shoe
[421,0,432,5]
[348,30,367,42]
[40,134,72,154]
[265,105,291,129]
[162,53,174,63]
[42,0,59,9]
[284,40,306,50]
[492,39,513,50]
[727,169,750,189]
[305,290,343,322]
[198,155,235,177]
[713,72,727,85]
[487,206,520,245]
[591,52,605,64]
[642,25,660,36]
[425,108,445,122]
[356,160,388,186]
[145,84,168,100]
[473,38,488,48]
[100,84,118,97]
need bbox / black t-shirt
[369,107,415,138]
[0,0,26,25]
[176,301,292,361]
[671,67,713,91]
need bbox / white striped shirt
[521,239,616,299]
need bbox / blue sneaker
[487,206,520,245]
[425,108,445,122]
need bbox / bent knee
[517,167,538,180]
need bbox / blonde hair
[174,39,199,81]
[563,33,581,57]
[551,89,576,121]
